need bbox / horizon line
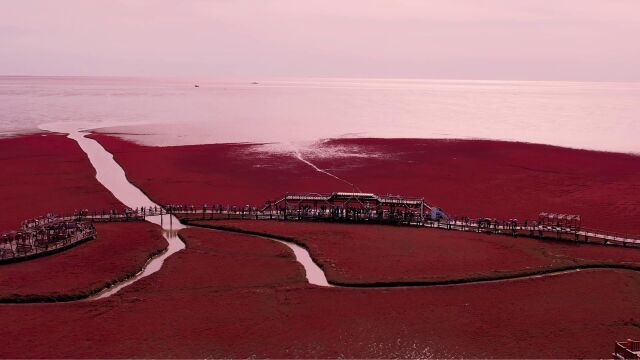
[1,74,639,84]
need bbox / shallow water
[4,76,640,154]
[45,123,188,298]
[271,238,331,287]
[40,122,330,294]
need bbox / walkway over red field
[0,215,96,263]
[170,197,640,247]
[262,191,447,220]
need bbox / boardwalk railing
[2,201,639,264]
[1,216,97,263]
[613,340,640,359]
[0,205,186,263]
[15,205,637,248]
[0,208,160,263]
[167,205,640,248]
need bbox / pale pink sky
[1,0,639,81]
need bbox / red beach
[3,4,640,356]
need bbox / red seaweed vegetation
[88,133,347,206]
[0,134,122,232]
[0,135,165,301]
[0,222,166,301]
[197,219,640,284]
[309,138,640,235]
[1,134,638,357]
[0,228,638,358]
[90,135,640,235]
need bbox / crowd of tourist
[0,216,96,260]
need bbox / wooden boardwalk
[169,206,640,248]
[0,208,167,263]
[0,207,172,263]
[2,193,639,264]
[1,216,97,263]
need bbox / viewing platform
[1,215,97,263]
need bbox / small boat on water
[194,84,200,88]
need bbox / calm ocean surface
[1,76,638,153]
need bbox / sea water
[1,76,639,154]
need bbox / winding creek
[40,122,331,299]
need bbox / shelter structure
[261,192,447,223]
[538,212,581,231]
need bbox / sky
[1,0,639,81]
